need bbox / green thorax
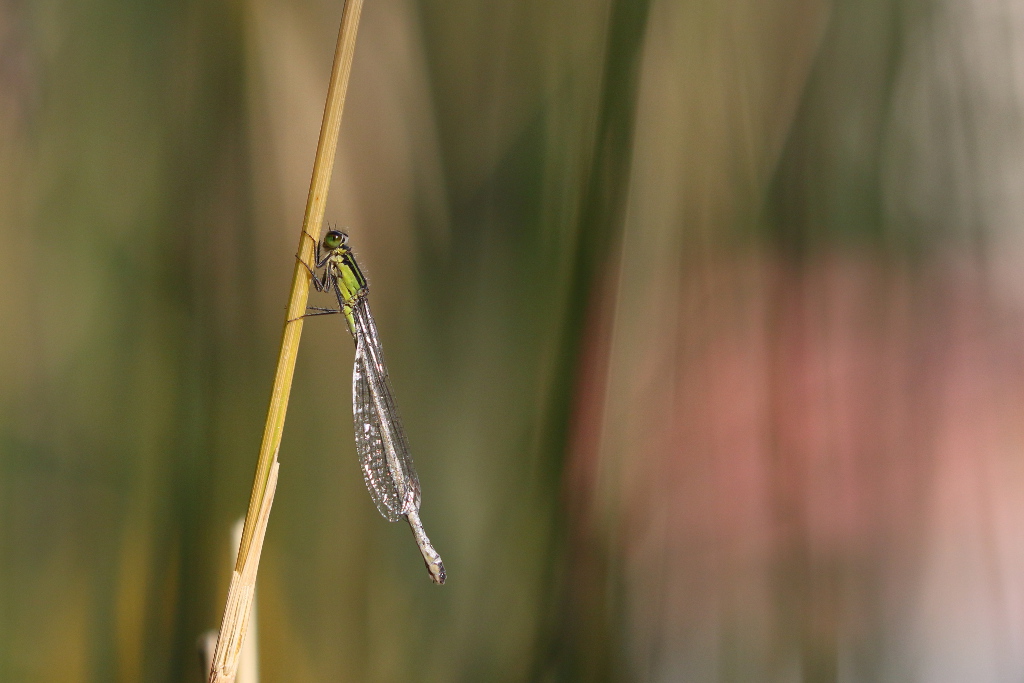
[329,245,369,337]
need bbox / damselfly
[299,228,445,584]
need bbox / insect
[299,227,445,584]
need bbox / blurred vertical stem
[546,0,651,679]
[207,1,365,681]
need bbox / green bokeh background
[0,1,639,679]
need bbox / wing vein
[351,298,420,520]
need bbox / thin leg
[314,269,333,293]
[312,226,334,267]
[296,253,317,281]
[299,229,321,259]
[296,229,338,295]
[297,255,333,293]
[287,307,343,323]
[296,230,332,282]
[296,253,318,283]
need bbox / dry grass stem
[209,462,279,682]
[207,1,366,680]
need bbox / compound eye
[323,231,345,249]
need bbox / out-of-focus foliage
[3,0,1024,681]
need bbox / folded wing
[351,298,421,521]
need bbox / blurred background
[3,0,1024,680]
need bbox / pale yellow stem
[208,1,366,681]
[209,461,279,683]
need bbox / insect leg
[286,306,343,323]
[296,229,333,283]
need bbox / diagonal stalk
[208,2,365,681]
